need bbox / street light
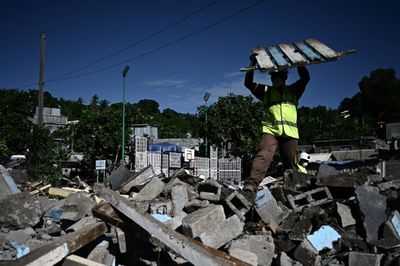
[204,92,210,157]
[121,65,130,164]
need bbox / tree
[26,125,59,183]
[198,93,263,169]
[339,68,400,123]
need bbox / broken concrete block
[228,235,275,266]
[149,199,172,215]
[254,189,285,225]
[164,213,187,230]
[306,225,341,251]
[181,205,225,237]
[373,210,400,248]
[5,229,32,244]
[87,240,110,264]
[63,254,107,266]
[317,172,368,188]
[224,191,252,221]
[279,252,302,266]
[377,179,400,191]
[348,252,382,266]
[0,165,20,199]
[316,164,339,178]
[293,239,320,266]
[284,170,310,188]
[116,227,127,254]
[106,163,134,190]
[229,249,257,266]
[118,165,156,194]
[198,179,222,201]
[289,215,312,241]
[278,213,299,234]
[65,216,98,233]
[198,215,244,248]
[60,192,96,222]
[131,176,165,201]
[0,192,42,229]
[171,185,189,216]
[288,187,333,211]
[355,185,387,242]
[183,199,209,214]
[336,202,356,227]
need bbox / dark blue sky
[1,0,399,113]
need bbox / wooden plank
[12,222,107,266]
[63,255,106,266]
[93,184,249,266]
[49,187,72,198]
[267,46,290,68]
[30,184,52,195]
[279,43,308,65]
[252,47,275,71]
[294,41,321,61]
[305,38,337,59]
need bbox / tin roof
[241,38,356,72]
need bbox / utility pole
[121,65,130,164]
[204,92,210,157]
[38,31,46,127]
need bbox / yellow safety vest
[297,164,308,174]
[262,85,299,139]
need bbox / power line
[21,0,266,86]
[17,0,220,89]
[51,0,220,80]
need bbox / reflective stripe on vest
[297,164,308,174]
[262,85,299,139]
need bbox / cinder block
[131,176,165,201]
[181,205,225,237]
[288,187,332,212]
[224,191,252,221]
[293,239,320,266]
[348,252,382,266]
[150,199,172,215]
[229,249,258,266]
[255,189,285,225]
[197,179,222,201]
[228,235,275,266]
[198,215,244,248]
[0,192,42,229]
[171,185,189,216]
[336,202,356,227]
[279,252,302,266]
[355,186,387,243]
[61,192,96,222]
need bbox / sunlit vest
[297,164,308,174]
[262,85,299,139]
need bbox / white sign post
[95,160,106,182]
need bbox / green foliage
[198,93,263,164]
[297,106,371,144]
[339,68,400,123]
[26,125,60,183]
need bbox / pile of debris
[0,162,399,265]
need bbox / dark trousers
[245,133,298,187]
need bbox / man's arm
[244,56,265,101]
[291,66,310,100]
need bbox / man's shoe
[243,183,256,193]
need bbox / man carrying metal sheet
[243,56,310,192]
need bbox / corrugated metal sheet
[242,38,355,72]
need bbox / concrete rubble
[0,161,399,266]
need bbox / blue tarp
[148,142,182,153]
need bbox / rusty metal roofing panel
[241,38,356,72]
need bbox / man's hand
[249,53,257,67]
